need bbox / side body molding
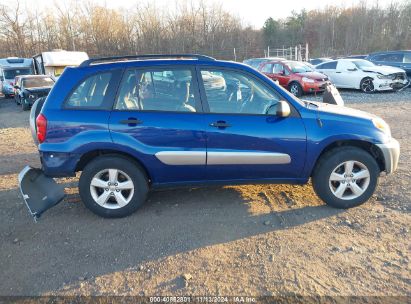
[155,151,291,165]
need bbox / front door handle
[336,71,342,73]
[210,121,231,128]
[119,118,143,126]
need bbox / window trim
[112,65,204,114]
[62,69,123,111]
[196,65,300,117]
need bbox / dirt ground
[0,92,410,300]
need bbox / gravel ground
[304,87,411,103]
[0,90,410,300]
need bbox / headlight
[372,117,391,137]
[377,74,394,80]
[302,77,315,83]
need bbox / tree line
[0,0,410,61]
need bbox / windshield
[352,60,375,69]
[287,62,313,73]
[3,68,32,79]
[23,77,54,88]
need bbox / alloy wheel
[328,160,371,200]
[90,169,134,209]
[361,79,374,93]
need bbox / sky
[12,0,399,28]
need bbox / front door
[198,67,307,182]
[109,66,207,185]
[272,63,290,88]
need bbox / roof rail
[79,54,215,67]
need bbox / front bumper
[374,78,409,91]
[302,81,329,93]
[376,138,400,174]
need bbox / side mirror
[268,100,291,117]
[0,76,4,81]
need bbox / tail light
[36,114,47,143]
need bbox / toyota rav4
[19,54,400,219]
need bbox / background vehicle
[258,60,330,96]
[0,57,32,98]
[14,75,54,110]
[309,57,332,66]
[344,55,367,59]
[243,57,285,69]
[366,50,411,78]
[18,54,399,220]
[316,59,408,92]
[32,50,89,80]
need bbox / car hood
[296,71,328,80]
[361,65,405,75]
[306,101,377,120]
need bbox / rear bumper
[18,166,65,220]
[376,138,400,174]
[40,151,79,177]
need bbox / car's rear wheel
[312,147,379,208]
[289,82,303,97]
[360,77,375,93]
[79,156,149,218]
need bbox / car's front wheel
[360,77,375,93]
[312,147,379,208]
[289,82,303,97]
[79,156,149,218]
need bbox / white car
[315,59,409,93]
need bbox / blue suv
[19,54,400,219]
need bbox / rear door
[198,67,306,182]
[108,66,207,185]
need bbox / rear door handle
[210,121,231,128]
[119,118,143,125]
[336,71,342,73]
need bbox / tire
[312,147,379,209]
[21,98,30,111]
[288,82,303,97]
[79,156,149,218]
[360,77,375,93]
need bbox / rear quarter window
[65,72,112,108]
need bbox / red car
[258,60,330,97]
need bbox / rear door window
[66,72,112,108]
[115,68,199,112]
[317,61,337,69]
